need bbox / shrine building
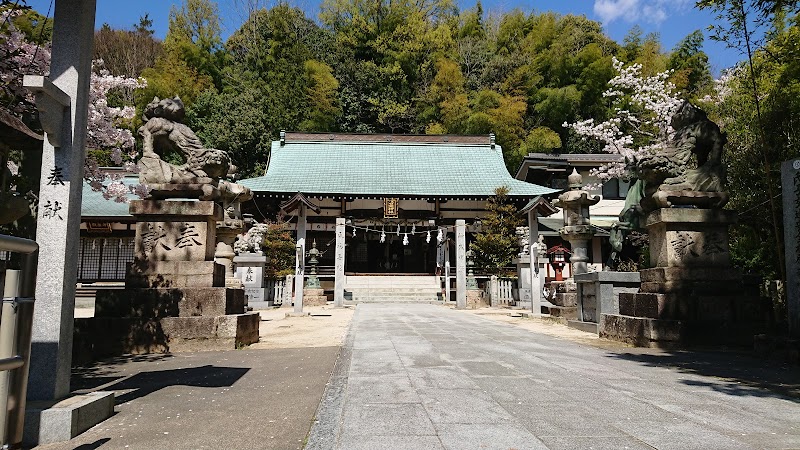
[238,132,559,279]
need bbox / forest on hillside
[92,0,717,175]
[2,0,800,281]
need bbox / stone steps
[344,275,441,303]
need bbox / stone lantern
[554,169,600,276]
[303,240,328,306]
[305,239,321,289]
[465,247,477,290]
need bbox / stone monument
[233,222,269,307]
[601,102,764,347]
[782,159,800,340]
[83,97,260,357]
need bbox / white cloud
[594,0,690,25]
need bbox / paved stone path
[308,304,800,450]
[37,347,339,450]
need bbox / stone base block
[619,292,676,319]
[303,289,328,306]
[126,260,225,288]
[161,312,260,351]
[551,293,577,307]
[95,287,245,318]
[73,313,260,361]
[466,290,488,309]
[567,320,598,334]
[24,391,115,447]
[547,306,578,320]
[600,314,683,348]
[620,289,764,324]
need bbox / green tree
[94,16,163,79]
[139,0,224,111]
[472,186,524,275]
[301,60,340,131]
[262,222,297,279]
[667,30,713,98]
[698,0,793,282]
[163,0,225,87]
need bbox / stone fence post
[489,275,499,307]
[282,274,294,309]
[782,159,800,338]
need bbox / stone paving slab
[309,303,800,450]
[35,347,339,450]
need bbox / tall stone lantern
[554,169,600,276]
[303,240,328,306]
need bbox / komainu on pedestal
[76,97,259,360]
[600,102,766,347]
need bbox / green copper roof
[240,137,558,198]
[81,176,135,218]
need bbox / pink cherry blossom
[2,11,148,202]
[565,57,682,183]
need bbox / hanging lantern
[426,230,431,243]
[403,233,409,246]
[437,228,444,243]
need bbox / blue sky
[27,0,743,74]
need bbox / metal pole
[0,236,38,448]
[0,269,15,445]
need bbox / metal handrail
[0,234,38,449]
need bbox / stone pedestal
[547,281,578,320]
[466,290,488,309]
[234,252,268,306]
[575,271,640,328]
[303,288,328,306]
[600,208,765,347]
[80,200,260,360]
[513,257,532,307]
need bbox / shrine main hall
[239,132,558,287]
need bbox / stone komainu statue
[638,101,727,197]
[138,96,232,185]
[610,101,728,253]
[137,96,253,206]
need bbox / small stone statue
[234,223,269,255]
[516,226,530,256]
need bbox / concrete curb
[304,306,357,449]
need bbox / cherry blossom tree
[1,9,148,203]
[564,57,683,182]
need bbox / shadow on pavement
[607,349,800,401]
[72,353,174,391]
[110,365,250,404]
[71,354,249,405]
[73,438,111,449]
